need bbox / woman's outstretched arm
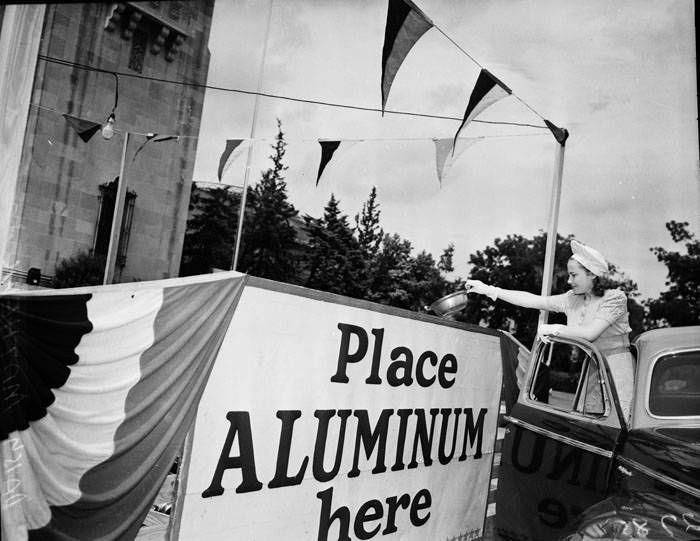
[465,279,551,310]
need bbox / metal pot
[428,290,469,317]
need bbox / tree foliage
[354,186,384,292]
[179,185,243,276]
[303,194,366,297]
[177,119,661,339]
[238,119,300,282]
[367,235,455,311]
[53,250,105,288]
[355,186,384,262]
[458,232,644,346]
[645,220,700,327]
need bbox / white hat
[570,240,608,276]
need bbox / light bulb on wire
[101,113,115,140]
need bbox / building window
[93,178,137,269]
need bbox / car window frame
[645,346,700,421]
[522,336,621,429]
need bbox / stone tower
[1,1,214,286]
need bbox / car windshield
[648,350,700,417]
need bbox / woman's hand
[464,280,498,300]
[537,324,564,343]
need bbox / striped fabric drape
[0,274,246,541]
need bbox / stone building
[0,1,213,287]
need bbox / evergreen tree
[355,186,383,261]
[180,185,242,276]
[645,220,700,327]
[438,244,455,274]
[355,186,384,291]
[239,119,299,282]
[369,233,414,307]
[303,194,366,297]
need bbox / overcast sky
[192,0,699,300]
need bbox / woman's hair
[591,276,607,296]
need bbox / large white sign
[176,281,504,540]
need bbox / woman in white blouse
[465,239,635,420]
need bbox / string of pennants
[217,136,494,185]
[53,0,569,186]
[42,99,545,186]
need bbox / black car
[496,326,700,540]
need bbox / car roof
[633,326,700,365]
[631,326,700,428]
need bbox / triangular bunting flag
[217,139,244,181]
[316,141,341,185]
[452,69,512,152]
[315,141,361,185]
[62,114,102,143]
[381,0,433,114]
[434,137,479,184]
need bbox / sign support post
[538,122,569,325]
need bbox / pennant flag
[433,137,479,183]
[316,140,341,185]
[62,114,102,143]
[217,139,244,181]
[381,0,433,114]
[452,69,512,152]
[0,273,246,540]
[315,141,360,185]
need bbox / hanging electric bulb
[101,113,115,140]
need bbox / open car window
[529,340,607,417]
[649,350,700,417]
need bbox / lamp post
[103,131,130,284]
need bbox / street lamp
[101,113,115,140]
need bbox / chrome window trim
[617,455,700,499]
[503,415,613,459]
[645,346,700,420]
[523,339,616,424]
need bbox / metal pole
[103,131,129,284]
[538,139,566,325]
[231,0,273,271]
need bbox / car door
[496,336,625,541]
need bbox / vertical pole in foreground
[538,122,569,326]
[231,0,273,271]
[104,131,130,284]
